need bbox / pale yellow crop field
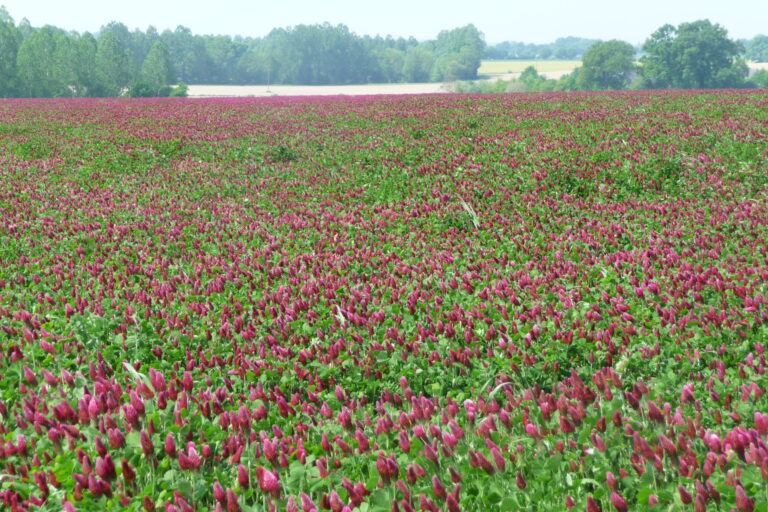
[478,60,582,75]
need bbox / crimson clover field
[0,92,767,512]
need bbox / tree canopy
[0,8,765,98]
[140,41,174,95]
[0,8,20,96]
[95,30,136,96]
[16,26,74,97]
[745,35,768,62]
[484,37,600,60]
[0,12,486,97]
[578,40,636,90]
[432,25,485,80]
[640,20,747,89]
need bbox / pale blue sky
[1,0,765,44]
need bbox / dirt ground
[187,82,452,97]
[185,74,573,97]
[187,64,768,97]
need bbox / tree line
[0,7,766,98]
[483,34,768,63]
[0,8,484,97]
[484,37,604,60]
[458,20,768,93]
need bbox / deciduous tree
[432,24,485,80]
[578,40,636,90]
[16,26,75,97]
[641,20,747,89]
[745,35,768,62]
[0,7,21,96]
[96,31,136,95]
[141,41,174,95]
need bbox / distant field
[184,60,766,97]
[478,60,581,75]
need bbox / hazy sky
[1,0,765,44]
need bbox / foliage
[0,10,487,94]
[2,5,765,96]
[517,66,558,91]
[453,65,581,93]
[141,41,174,95]
[128,80,170,97]
[15,25,79,97]
[578,40,636,90]
[745,35,768,62]
[477,60,580,75]
[431,25,485,80]
[452,78,514,93]
[748,69,768,88]
[260,24,371,85]
[0,92,767,512]
[162,25,212,85]
[484,36,601,60]
[127,80,152,97]
[170,82,189,97]
[0,7,20,97]
[641,19,748,89]
[402,44,435,83]
[70,32,101,97]
[95,30,136,96]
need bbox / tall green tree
[238,44,272,85]
[161,26,211,84]
[484,37,599,60]
[578,40,636,90]
[70,32,99,96]
[402,44,434,83]
[203,35,247,83]
[16,26,75,97]
[131,26,160,66]
[99,22,150,69]
[431,25,485,80]
[262,23,370,85]
[141,41,174,95]
[377,47,406,83]
[96,31,135,96]
[749,69,768,88]
[745,35,768,62]
[0,7,21,96]
[641,20,747,89]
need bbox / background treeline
[0,8,484,97]
[484,37,605,60]
[482,35,768,62]
[1,6,767,98]
[459,20,768,93]
[744,35,768,61]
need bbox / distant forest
[0,7,767,98]
[485,35,768,62]
[484,37,605,60]
[0,8,485,97]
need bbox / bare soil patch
[188,83,451,98]
[189,64,768,97]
